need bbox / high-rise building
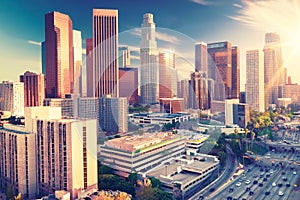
[41,41,46,75]
[86,38,94,97]
[207,78,215,108]
[0,125,37,199]
[0,81,24,116]
[246,50,265,112]
[119,68,138,104]
[264,33,284,108]
[159,98,185,114]
[73,30,82,97]
[177,79,190,109]
[45,11,74,98]
[231,46,240,99]
[195,42,208,73]
[93,9,119,98]
[189,72,208,110]
[158,51,176,98]
[207,41,232,100]
[140,13,158,104]
[99,96,128,133]
[20,71,45,107]
[118,46,130,68]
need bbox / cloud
[156,32,181,44]
[233,3,242,8]
[190,0,213,6]
[28,40,41,46]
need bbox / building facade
[45,11,74,98]
[159,98,185,114]
[195,42,208,73]
[119,68,138,104]
[140,13,158,104]
[20,71,45,107]
[118,46,130,68]
[86,38,94,97]
[93,9,119,98]
[73,30,83,97]
[189,72,208,110]
[246,50,265,112]
[231,46,240,99]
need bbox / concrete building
[210,100,225,114]
[189,72,208,110]
[119,67,138,104]
[280,83,300,104]
[0,81,24,116]
[45,12,74,98]
[20,71,45,107]
[159,98,185,114]
[185,134,209,152]
[147,153,219,199]
[140,13,158,104]
[118,46,130,68]
[86,38,94,97]
[41,41,46,75]
[73,30,83,97]
[195,42,208,73]
[43,98,74,118]
[231,46,240,99]
[93,9,119,98]
[246,50,265,112]
[130,112,192,125]
[177,79,190,109]
[99,96,128,133]
[0,124,37,199]
[100,132,186,177]
[225,99,240,126]
[233,103,250,128]
[278,98,292,108]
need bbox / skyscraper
[93,9,119,98]
[231,46,240,99]
[207,41,232,100]
[73,30,82,97]
[0,81,24,116]
[118,46,130,68]
[119,67,138,104]
[20,71,45,107]
[264,33,284,108]
[45,11,74,98]
[189,72,208,110]
[140,13,158,104]
[86,38,94,97]
[41,41,46,75]
[246,50,265,112]
[158,51,176,98]
[195,42,208,73]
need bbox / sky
[1,0,300,90]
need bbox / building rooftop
[2,123,29,134]
[104,132,184,153]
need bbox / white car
[236,182,242,187]
[272,182,276,187]
[293,171,297,175]
[278,191,284,196]
[245,180,251,184]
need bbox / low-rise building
[99,132,186,177]
[129,113,192,126]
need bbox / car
[227,196,233,200]
[236,182,242,187]
[272,182,277,187]
[263,178,268,182]
[209,188,215,192]
[293,171,297,175]
[278,191,284,196]
[198,196,204,200]
[266,173,270,178]
[260,168,264,172]
[246,187,251,192]
[282,171,286,175]
[228,188,234,193]
[259,183,264,187]
[286,183,291,187]
[283,177,288,181]
[245,180,251,184]
[253,180,258,184]
[278,183,283,187]
[265,191,270,196]
[270,170,274,174]
[249,191,254,196]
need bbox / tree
[136,185,156,200]
[128,173,138,185]
[153,187,173,200]
[98,165,114,174]
[98,174,135,196]
[149,177,162,189]
[6,184,14,200]
[14,194,24,200]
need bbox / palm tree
[244,128,249,151]
[251,132,256,149]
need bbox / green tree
[98,165,114,174]
[98,174,135,196]
[128,173,138,185]
[149,177,162,189]
[153,187,173,200]
[6,184,14,200]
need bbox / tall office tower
[0,81,24,116]
[119,68,138,104]
[45,11,74,98]
[20,71,45,107]
[34,117,98,199]
[99,96,128,133]
[207,41,232,100]
[93,9,119,98]
[41,41,46,75]
[86,38,94,97]
[73,30,82,96]
[207,78,215,108]
[158,51,176,98]
[231,46,240,99]
[140,13,158,104]
[178,79,190,109]
[189,72,208,110]
[246,50,265,112]
[0,125,37,199]
[118,46,130,68]
[195,42,208,73]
